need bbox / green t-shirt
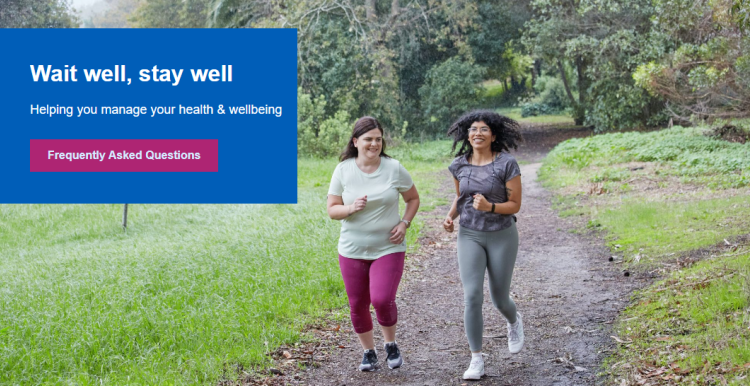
[328,157,414,260]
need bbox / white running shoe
[462,356,485,380]
[507,312,524,354]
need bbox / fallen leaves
[611,335,633,344]
[549,352,587,372]
[588,182,607,195]
[226,322,346,386]
[639,366,667,378]
[668,362,690,375]
[614,359,750,386]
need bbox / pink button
[30,139,218,172]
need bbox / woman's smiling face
[353,128,383,159]
[468,121,495,151]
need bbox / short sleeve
[328,164,344,196]
[504,157,521,183]
[448,157,461,180]
[396,162,414,192]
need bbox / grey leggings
[457,222,518,352]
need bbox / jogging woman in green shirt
[327,116,420,371]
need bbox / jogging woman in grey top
[442,110,525,380]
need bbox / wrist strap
[491,203,496,213]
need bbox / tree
[130,0,211,28]
[467,0,532,97]
[523,0,666,130]
[633,0,750,121]
[84,0,142,28]
[0,0,79,28]
[419,56,486,135]
[208,0,525,138]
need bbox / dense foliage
[522,0,669,130]
[79,0,141,28]
[418,57,486,133]
[18,0,750,138]
[633,0,750,122]
[297,88,352,158]
[208,0,533,139]
[0,0,78,27]
[130,0,210,27]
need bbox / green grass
[0,141,451,385]
[593,196,750,265]
[481,80,505,99]
[539,124,750,384]
[540,126,750,190]
[609,249,750,384]
[497,107,576,126]
[0,203,345,385]
[540,126,750,266]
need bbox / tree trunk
[575,56,586,125]
[531,59,542,89]
[519,76,528,92]
[122,204,129,229]
[510,75,520,92]
[576,56,585,108]
[557,58,576,105]
[365,0,376,20]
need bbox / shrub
[518,76,573,117]
[535,76,570,111]
[418,57,486,136]
[520,102,553,117]
[298,88,352,158]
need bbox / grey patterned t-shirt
[448,152,521,232]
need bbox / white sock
[384,341,395,346]
[471,352,483,361]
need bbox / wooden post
[122,204,128,229]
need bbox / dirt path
[289,126,643,385]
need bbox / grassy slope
[0,141,453,385]
[612,251,750,385]
[538,126,750,384]
[497,106,576,126]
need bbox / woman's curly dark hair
[447,110,524,159]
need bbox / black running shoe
[358,349,378,371]
[384,342,403,369]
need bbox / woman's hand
[389,222,407,244]
[350,195,367,214]
[472,194,492,212]
[443,217,454,233]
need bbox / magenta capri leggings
[338,252,405,334]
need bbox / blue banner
[0,29,298,203]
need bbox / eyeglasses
[468,127,491,134]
